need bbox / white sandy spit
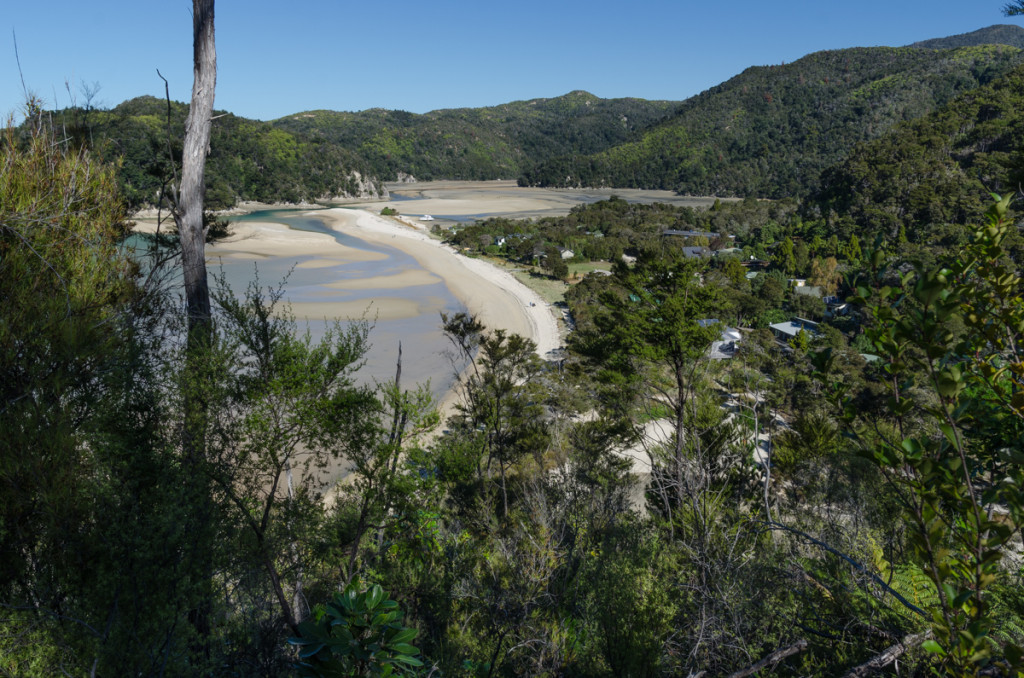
[313,208,562,359]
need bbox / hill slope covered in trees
[809,60,1024,251]
[520,43,1023,198]
[910,23,1024,49]
[270,90,676,183]
[51,96,386,209]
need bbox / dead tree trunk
[176,0,216,340]
[176,0,217,659]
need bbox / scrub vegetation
[4,19,1024,678]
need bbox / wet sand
[312,208,561,358]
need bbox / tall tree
[571,252,727,537]
[0,105,201,677]
[173,0,219,660]
[442,313,549,518]
[176,0,216,341]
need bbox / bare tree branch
[726,638,809,678]
[764,521,927,618]
[840,630,930,678]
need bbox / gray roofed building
[769,317,820,341]
[681,246,712,259]
[699,319,743,359]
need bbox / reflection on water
[214,208,464,402]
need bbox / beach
[311,208,562,359]
[131,184,701,487]
[186,207,561,359]
[135,181,708,370]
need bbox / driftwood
[725,638,810,678]
[841,630,931,678]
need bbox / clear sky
[3,1,1021,123]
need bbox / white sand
[313,208,562,359]
[209,221,387,262]
[133,208,562,357]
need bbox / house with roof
[681,246,712,259]
[769,317,820,342]
[698,319,743,359]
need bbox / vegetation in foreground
[4,82,1024,677]
[6,12,1024,678]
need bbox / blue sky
[3,1,1020,122]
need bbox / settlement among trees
[3,14,1024,678]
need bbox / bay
[213,208,463,402]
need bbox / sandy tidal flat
[312,208,562,359]
[361,179,722,221]
[210,222,387,263]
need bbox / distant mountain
[810,62,1024,248]
[910,24,1024,50]
[520,43,1023,199]
[48,96,385,209]
[270,91,677,182]
[47,24,1024,211]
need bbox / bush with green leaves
[842,194,1024,674]
[289,584,425,677]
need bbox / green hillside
[810,61,1024,249]
[49,96,385,209]
[271,90,677,182]
[520,44,1023,198]
[909,23,1024,50]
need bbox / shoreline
[307,207,564,429]
[133,204,564,425]
[312,208,562,358]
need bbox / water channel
[213,208,463,402]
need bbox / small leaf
[390,628,418,645]
[393,655,424,666]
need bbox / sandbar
[288,298,424,322]
[311,208,562,359]
[324,269,442,290]
[208,221,388,262]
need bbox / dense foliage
[811,61,1024,252]
[522,44,1023,198]
[47,96,385,209]
[271,90,676,183]
[911,23,1024,49]
[7,18,1024,678]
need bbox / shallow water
[214,208,464,402]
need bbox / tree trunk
[176,0,216,341]
[840,631,930,678]
[177,0,217,662]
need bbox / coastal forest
[3,15,1024,678]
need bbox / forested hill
[270,91,677,182]
[519,44,1023,198]
[49,96,386,210]
[910,23,1024,50]
[810,61,1024,250]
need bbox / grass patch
[479,256,568,304]
[568,261,613,278]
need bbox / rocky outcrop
[326,171,389,201]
